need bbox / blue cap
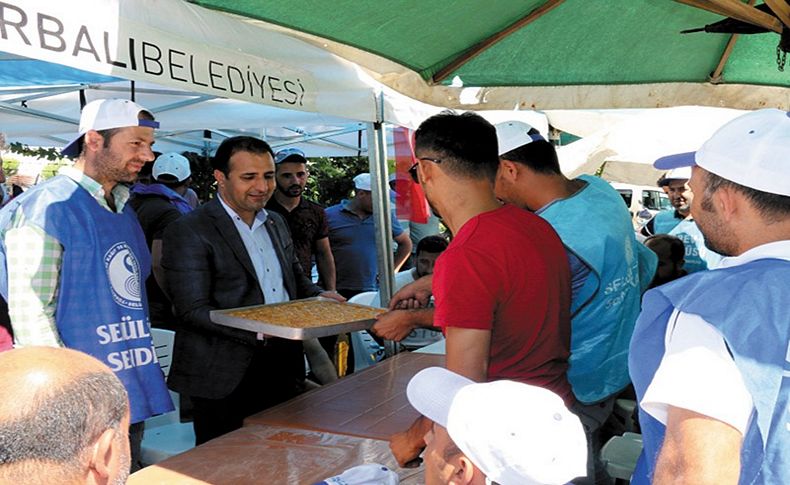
[274,147,307,164]
[654,152,696,170]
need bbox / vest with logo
[0,176,173,423]
[540,175,658,403]
[629,259,790,484]
[652,209,721,273]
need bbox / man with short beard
[641,167,721,273]
[0,99,173,471]
[266,148,337,290]
[630,109,790,484]
[161,137,342,444]
[0,347,132,485]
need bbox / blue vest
[629,259,790,484]
[540,175,658,403]
[652,210,721,273]
[652,209,682,234]
[0,176,173,423]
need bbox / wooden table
[130,352,442,484]
[245,352,445,440]
[128,424,422,484]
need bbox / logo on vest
[104,242,143,309]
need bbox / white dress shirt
[218,195,288,304]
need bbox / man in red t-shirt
[388,111,574,467]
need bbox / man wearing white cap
[407,367,587,485]
[630,109,790,484]
[130,152,194,330]
[640,167,722,273]
[325,172,412,298]
[494,121,657,484]
[0,98,173,471]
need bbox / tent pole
[367,114,397,356]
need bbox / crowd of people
[0,99,787,485]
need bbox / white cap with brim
[275,147,307,164]
[407,367,587,485]
[495,120,547,156]
[153,153,191,182]
[654,109,790,197]
[61,99,159,158]
[354,173,372,191]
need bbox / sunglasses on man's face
[409,157,442,183]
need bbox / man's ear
[715,185,740,222]
[88,428,118,481]
[83,130,104,154]
[447,455,477,485]
[214,169,226,187]
[418,160,435,184]
[498,159,519,181]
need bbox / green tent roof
[189,0,790,88]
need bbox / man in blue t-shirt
[325,172,412,299]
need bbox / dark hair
[644,234,685,263]
[500,139,561,175]
[0,372,127,473]
[702,170,790,222]
[78,109,156,157]
[212,136,274,175]
[414,111,499,182]
[155,174,190,189]
[416,235,449,255]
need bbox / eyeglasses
[409,157,442,183]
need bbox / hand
[319,291,346,302]
[388,275,433,310]
[389,430,425,468]
[371,310,416,342]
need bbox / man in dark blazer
[161,136,343,444]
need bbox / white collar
[217,194,268,228]
[717,240,790,269]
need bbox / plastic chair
[141,328,196,466]
[347,292,385,371]
[613,398,638,433]
[600,432,643,481]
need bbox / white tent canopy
[551,106,748,184]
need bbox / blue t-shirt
[326,200,403,292]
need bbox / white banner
[0,0,379,120]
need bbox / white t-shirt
[641,240,790,435]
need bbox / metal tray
[210,297,383,340]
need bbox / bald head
[0,347,130,484]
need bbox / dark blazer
[161,197,323,399]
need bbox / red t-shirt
[433,204,574,405]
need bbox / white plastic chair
[600,432,643,481]
[140,328,196,466]
[347,292,385,371]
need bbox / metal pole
[366,118,397,357]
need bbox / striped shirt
[6,167,131,347]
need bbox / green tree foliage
[303,156,370,207]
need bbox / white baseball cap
[275,147,307,165]
[62,99,159,157]
[153,152,191,182]
[407,367,587,485]
[354,173,372,191]
[654,109,790,197]
[663,167,692,181]
[495,121,547,156]
[314,463,399,485]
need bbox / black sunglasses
[409,157,442,183]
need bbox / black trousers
[190,345,303,445]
